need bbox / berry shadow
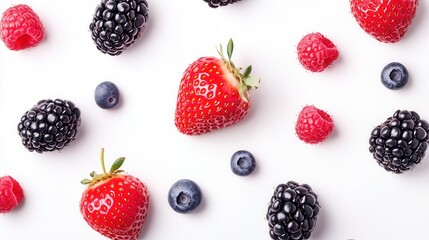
[328,53,344,73]
[310,203,328,239]
[326,127,339,144]
[9,197,26,214]
[405,155,429,177]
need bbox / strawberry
[80,149,150,240]
[0,175,24,213]
[174,39,260,135]
[297,32,339,72]
[350,0,419,43]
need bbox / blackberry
[17,99,81,153]
[203,0,242,8]
[89,0,149,56]
[369,110,429,173]
[266,181,320,240]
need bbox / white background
[1,0,429,239]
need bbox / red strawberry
[0,4,45,50]
[295,105,334,144]
[350,0,419,43]
[80,149,150,240]
[297,32,339,72]
[0,175,24,213]
[174,39,260,135]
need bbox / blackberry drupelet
[17,99,81,153]
[203,0,242,8]
[266,181,320,240]
[369,110,429,173]
[89,0,149,56]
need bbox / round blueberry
[230,150,256,176]
[168,179,202,213]
[381,62,408,90]
[94,81,120,109]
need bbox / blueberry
[168,179,202,213]
[230,150,256,176]
[381,62,408,90]
[94,81,120,109]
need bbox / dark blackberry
[266,181,320,240]
[89,0,149,56]
[17,99,81,153]
[203,0,242,8]
[369,110,429,173]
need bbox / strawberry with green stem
[175,39,260,135]
[80,148,150,240]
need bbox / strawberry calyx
[216,38,260,102]
[81,148,125,187]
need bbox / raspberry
[295,105,334,144]
[0,176,24,213]
[297,32,339,72]
[0,4,44,50]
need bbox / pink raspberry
[0,4,45,50]
[297,32,339,72]
[0,175,24,213]
[295,105,334,144]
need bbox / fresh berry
[266,181,320,240]
[369,110,429,173]
[174,39,260,135]
[168,179,202,214]
[350,0,419,43]
[80,148,150,240]
[89,0,149,56]
[381,62,409,90]
[0,176,24,213]
[230,150,256,176]
[0,4,44,50]
[203,0,242,8]
[295,105,334,144]
[95,81,120,109]
[17,99,81,153]
[297,32,339,72]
